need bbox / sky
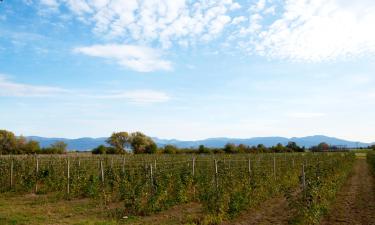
[1,0,375,142]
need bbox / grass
[0,193,202,225]
[0,193,123,225]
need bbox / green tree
[224,143,238,153]
[130,132,157,154]
[163,145,178,154]
[23,140,40,154]
[50,141,67,154]
[286,141,304,152]
[92,145,107,154]
[0,130,17,154]
[272,143,285,153]
[106,132,130,152]
[198,145,211,154]
[256,144,267,153]
[317,142,330,151]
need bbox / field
[1,152,373,225]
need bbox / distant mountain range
[27,135,373,151]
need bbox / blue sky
[1,0,375,142]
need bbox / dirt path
[320,158,375,225]
[221,196,295,225]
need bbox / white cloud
[40,0,240,48]
[73,44,172,72]
[287,112,326,119]
[97,90,171,104]
[241,0,375,61]
[231,16,246,25]
[0,75,69,97]
[40,0,59,7]
[0,74,171,104]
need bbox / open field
[0,152,367,224]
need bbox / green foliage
[130,132,157,154]
[106,132,130,152]
[0,130,19,154]
[0,152,355,225]
[367,152,375,171]
[0,130,71,155]
[290,153,355,224]
[162,145,178,154]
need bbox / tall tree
[106,132,130,152]
[50,141,67,154]
[130,132,156,154]
[0,130,17,154]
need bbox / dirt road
[320,159,375,225]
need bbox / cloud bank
[74,44,172,72]
[40,0,375,64]
[0,75,170,104]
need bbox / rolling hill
[27,135,372,151]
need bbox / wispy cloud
[287,112,326,119]
[39,0,240,48]
[74,44,172,72]
[0,74,170,104]
[0,75,69,97]
[96,90,171,104]
[237,0,375,62]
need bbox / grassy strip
[289,153,355,225]
[367,151,375,172]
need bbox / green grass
[0,193,202,225]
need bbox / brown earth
[320,158,375,225]
[221,195,295,225]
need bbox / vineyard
[0,153,355,224]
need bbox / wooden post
[214,159,218,189]
[192,157,195,176]
[10,159,14,189]
[302,164,306,191]
[292,158,295,168]
[67,159,70,195]
[273,156,276,179]
[100,160,104,184]
[122,157,126,174]
[150,164,153,185]
[248,158,251,174]
[248,158,251,183]
[154,160,157,172]
[35,157,39,193]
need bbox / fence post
[248,158,251,183]
[10,159,14,190]
[154,159,157,172]
[214,159,218,189]
[273,156,276,179]
[192,157,195,176]
[248,158,251,174]
[35,156,39,193]
[292,158,295,168]
[122,157,126,174]
[100,160,104,184]
[302,164,306,192]
[150,164,154,190]
[67,158,70,195]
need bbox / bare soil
[320,159,375,225]
[221,195,295,225]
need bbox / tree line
[0,130,67,154]
[2,129,374,155]
[93,131,306,154]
